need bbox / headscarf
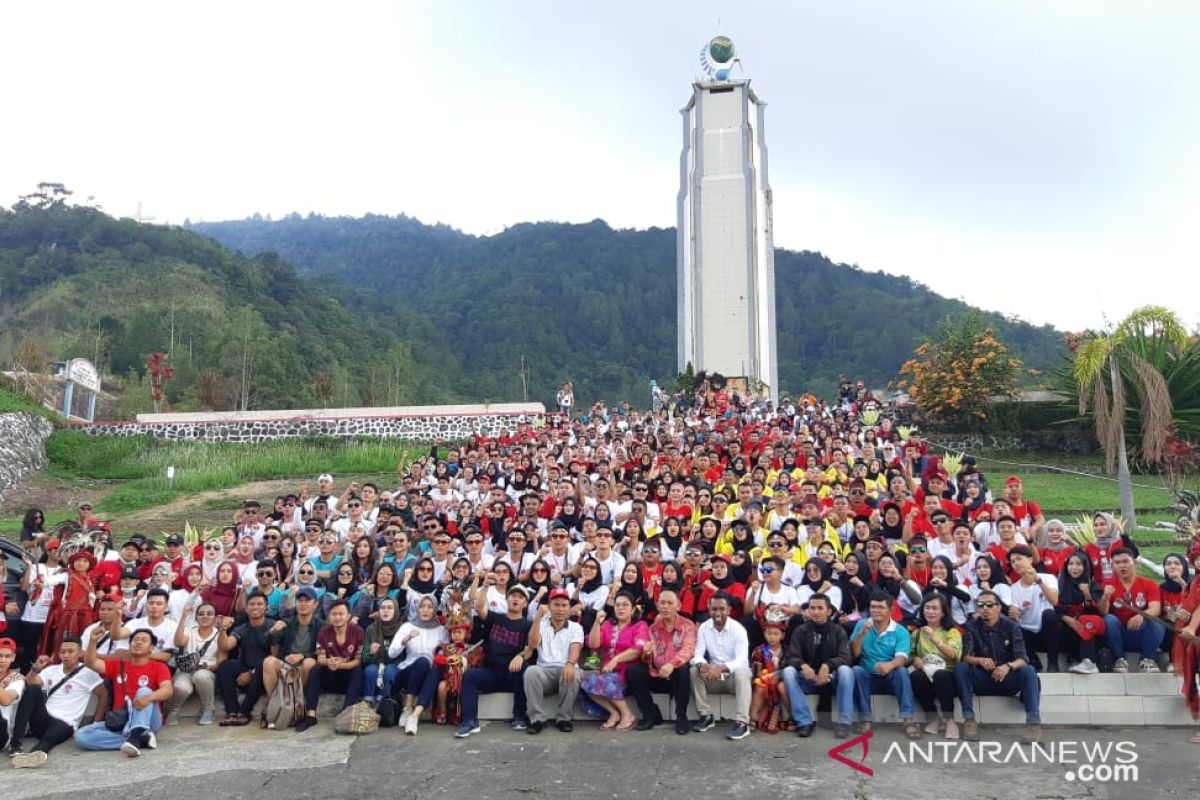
[729,523,757,553]
[1058,551,1100,607]
[874,553,902,598]
[1161,553,1191,595]
[180,563,204,591]
[1042,518,1074,551]
[657,560,685,595]
[202,560,240,616]
[406,557,439,595]
[412,596,441,630]
[577,558,605,594]
[617,565,649,608]
[325,564,359,599]
[801,557,833,592]
[368,598,403,647]
[1093,512,1119,547]
[708,558,738,590]
[729,552,755,584]
[523,558,554,596]
[879,502,904,540]
[232,535,257,566]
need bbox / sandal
[434,713,448,726]
[904,722,923,740]
[230,714,251,727]
[854,721,872,734]
[219,714,239,727]
[600,716,621,731]
[615,718,638,732]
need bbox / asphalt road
[8,721,1200,800]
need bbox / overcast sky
[3,1,1197,331]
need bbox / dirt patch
[0,471,111,518]
[114,479,304,536]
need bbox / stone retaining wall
[73,403,548,444]
[0,412,54,505]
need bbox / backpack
[263,663,306,730]
[375,697,400,728]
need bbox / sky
[2,1,1197,332]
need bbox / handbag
[175,634,215,674]
[333,700,380,735]
[104,661,129,732]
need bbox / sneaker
[555,720,573,733]
[7,746,24,759]
[1139,658,1161,674]
[198,708,215,726]
[944,720,959,740]
[404,715,419,736]
[455,720,481,738]
[1113,657,1130,673]
[692,714,716,733]
[398,707,412,729]
[121,740,141,758]
[796,723,816,737]
[832,723,850,739]
[674,719,689,736]
[1020,724,1043,744]
[295,716,317,733]
[962,719,980,741]
[510,718,528,731]
[12,750,47,769]
[1069,658,1099,675]
[144,731,157,750]
[165,711,179,726]
[526,721,545,735]
[726,722,750,741]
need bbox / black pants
[14,620,45,671]
[1057,620,1098,662]
[1020,610,1062,669]
[910,668,957,715]
[216,659,266,715]
[8,688,76,754]
[625,662,690,722]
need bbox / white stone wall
[0,412,54,505]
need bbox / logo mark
[828,730,873,777]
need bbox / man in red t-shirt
[1098,548,1165,673]
[76,628,172,756]
[1003,476,1046,546]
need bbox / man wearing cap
[303,474,340,516]
[690,593,753,740]
[0,637,25,751]
[457,584,534,736]
[158,534,186,588]
[8,636,105,767]
[236,500,267,547]
[523,589,583,734]
[75,628,172,757]
[1004,476,1046,547]
[93,539,141,594]
[261,586,322,720]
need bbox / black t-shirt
[231,619,276,668]
[482,613,532,671]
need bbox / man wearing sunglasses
[247,564,286,620]
[955,589,1041,743]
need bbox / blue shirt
[851,618,911,673]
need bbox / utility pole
[518,353,530,402]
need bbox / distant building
[676,36,778,402]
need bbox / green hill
[191,214,1066,401]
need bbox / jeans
[954,663,1041,724]
[781,664,856,725]
[216,659,266,715]
[852,665,915,720]
[459,666,528,723]
[363,663,400,700]
[395,659,439,708]
[305,665,364,711]
[1102,615,1165,661]
[75,688,162,750]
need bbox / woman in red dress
[1172,541,1200,742]
[41,550,98,657]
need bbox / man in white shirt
[128,590,177,663]
[690,594,753,740]
[80,597,130,658]
[8,636,105,766]
[522,590,583,734]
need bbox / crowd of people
[3,383,1200,770]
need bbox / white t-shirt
[129,617,179,654]
[168,588,203,622]
[37,663,104,729]
[388,623,448,670]
[1009,575,1057,633]
[179,627,221,670]
[927,537,957,563]
[20,565,66,624]
[80,622,130,656]
[591,550,626,585]
[0,675,25,729]
[534,617,584,667]
[755,584,800,610]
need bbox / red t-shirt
[104,657,172,708]
[1039,547,1075,577]
[317,623,365,661]
[1103,576,1160,625]
[1009,500,1043,528]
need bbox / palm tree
[1072,306,1189,529]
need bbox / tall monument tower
[677,35,778,401]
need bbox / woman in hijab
[231,534,258,586]
[1056,550,1104,673]
[555,497,584,537]
[363,597,404,704]
[874,552,904,600]
[199,537,227,585]
[573,557,609,629]
[926,555,971,625]
[696,554,745,620]
[1159,553,1191,661]
[657,516,687,561]
[169,563,205,622]
[593,501,616,532]
[201,561,242,619]
[797,558,841,614]
[609,561,650,618]
[402,558,441,622]
[836,551,875,632]
[968,554,1011,613]
[323,563,359,617]
[879,503,905,543]
[292,560,326,603]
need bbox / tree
[1071,305,1189,528]
[896,312,1021,428]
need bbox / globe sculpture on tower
[677,37,778,401]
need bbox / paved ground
[8,720,1199,800]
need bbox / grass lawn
[1011,472,1173,514]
